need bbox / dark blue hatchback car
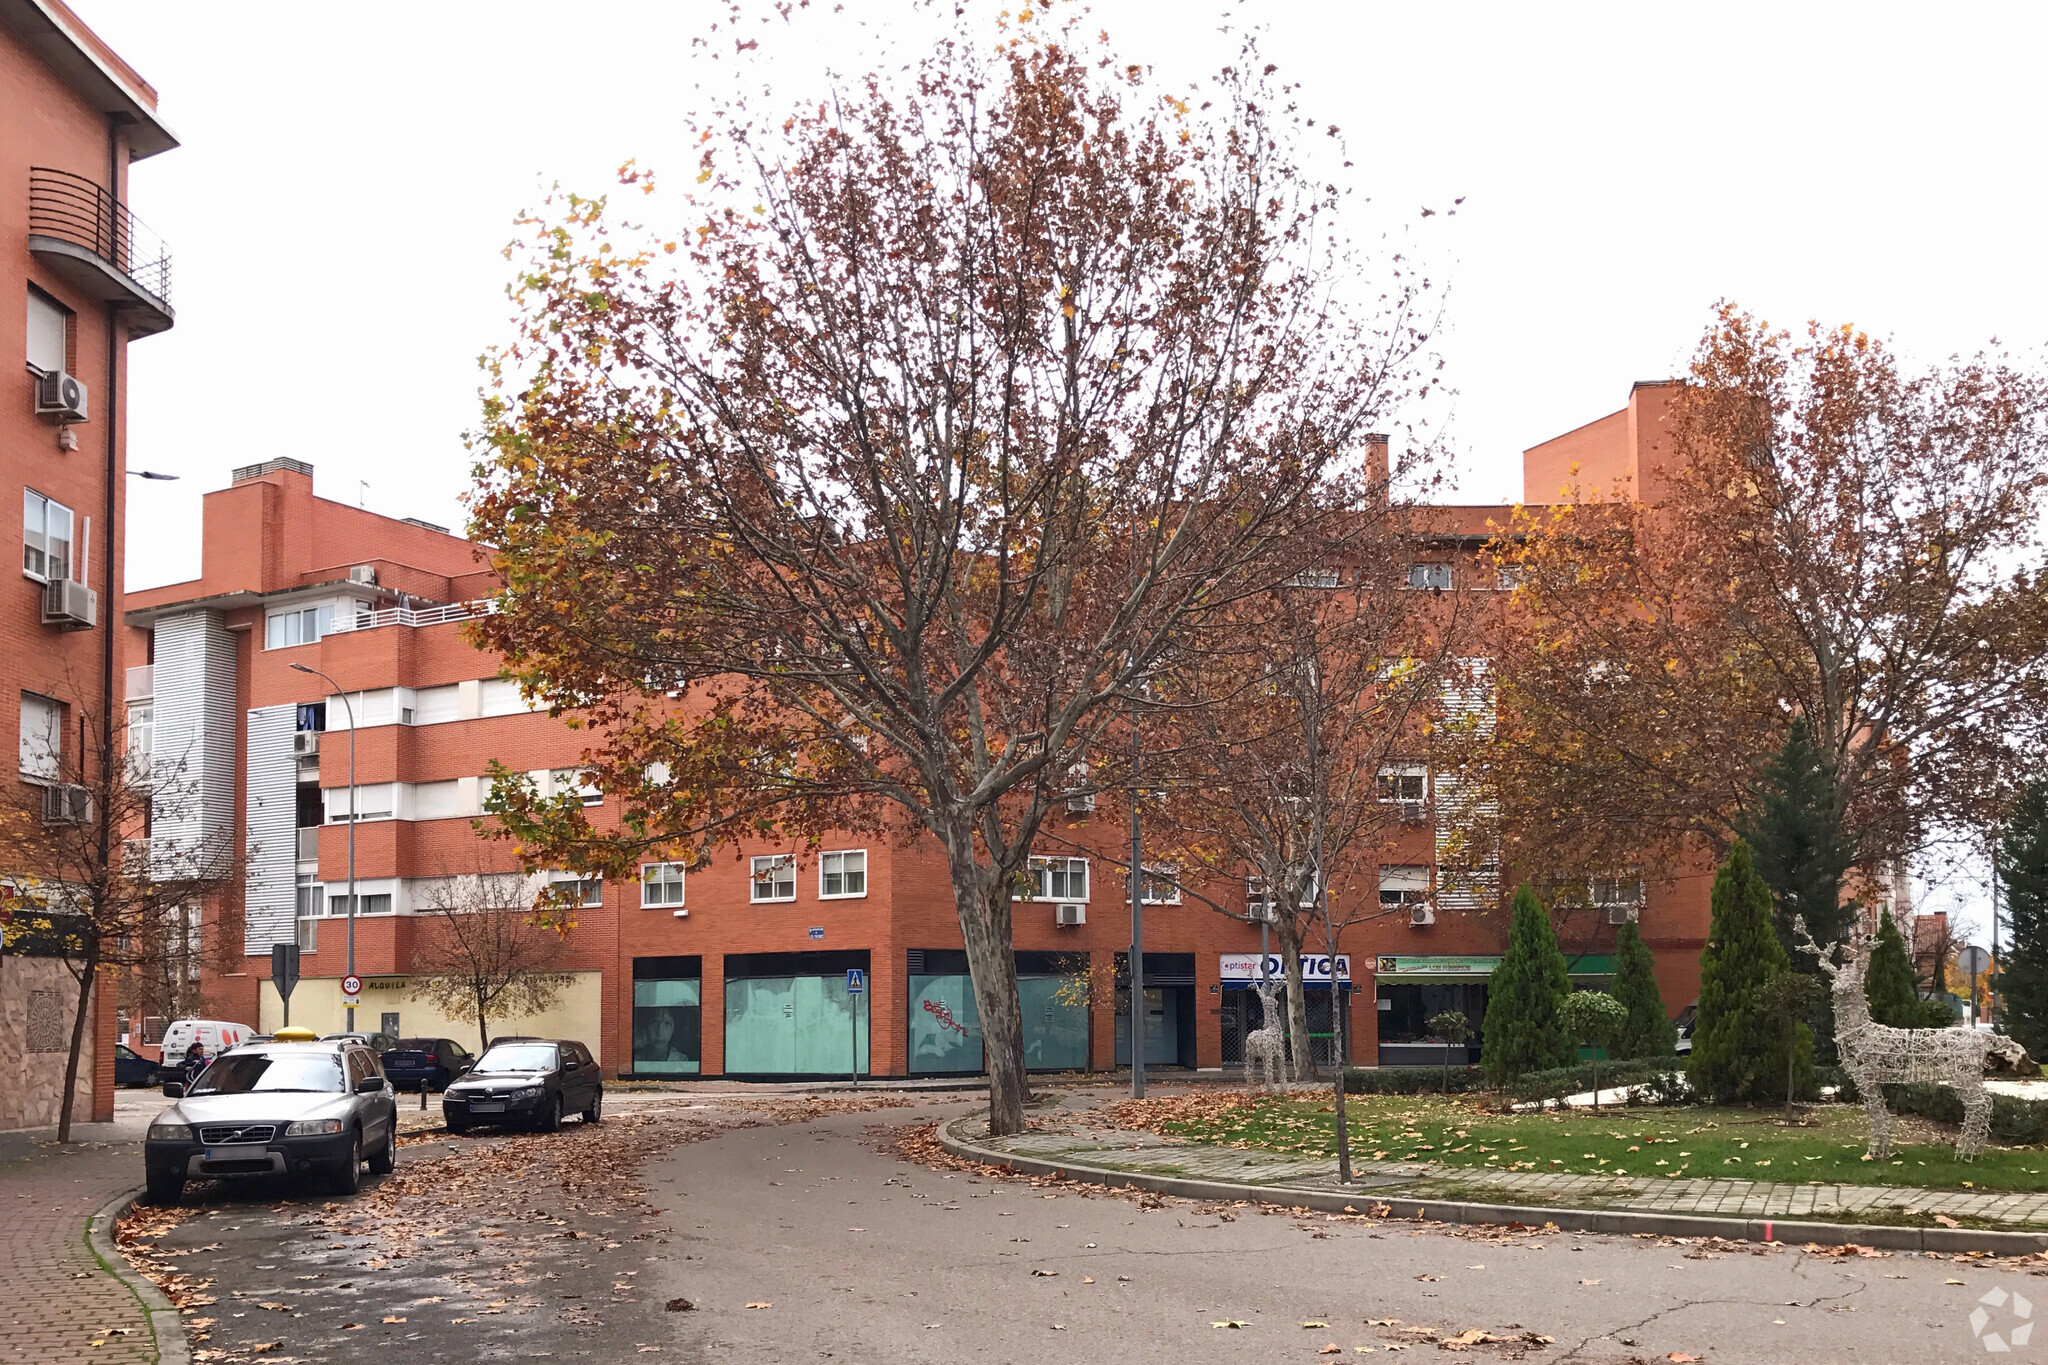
[381,1038,475,1092]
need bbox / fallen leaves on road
[1212,1319,1250,1328]
[666,1297,694,1312]
[381,1315,405,1324]
[745,1301,773,1309]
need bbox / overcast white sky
[83,0,2047,936]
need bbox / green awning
[1373,953,1616,983]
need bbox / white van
[158,1019,256,1067]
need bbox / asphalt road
[642,1097,2048,1364]
[126,1091,2048,1364]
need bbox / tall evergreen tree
[1741,718,1858,955]
[1610,918,1677,1058]
[1864,907,1940,1028]
[1691,840,1814,1104]
[1481,883,1578,1084]
[1998,780,2048,1059]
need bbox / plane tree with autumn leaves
[1468,306,2048,908]
[465,11,1440,1134]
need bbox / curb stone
[935,1117,2048,1257]
[87,1187,189,1365]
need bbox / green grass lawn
[1153,1094,2048,1193]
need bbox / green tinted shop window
[909,974,982,1074]
[632,978,701,1075]
[1020,976,1088,1070]
[724,975,869,1075]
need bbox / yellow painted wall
[258,972,606,1066]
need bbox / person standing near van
[180,1041,209,1088]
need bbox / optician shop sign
[1220,953,1350,983]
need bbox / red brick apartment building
[135,385,1731,1082]
[0,0,176,1129]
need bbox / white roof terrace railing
[329,599,496,634]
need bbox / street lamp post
[1129,695,1145,1099]
[289,663,356,1033]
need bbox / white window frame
[551,872,603,908]
[1590,875,1644,908]
[1377,765,1428,805]
[264,605,334,650]
[325,782,396,823]
[1289,567,1341,589]
[326,890,395,917]
[641,861,686,909]
[819,849,867,899]
[1128,863,1180,905]
[27,287,67,375]
[1378,864,1431,914]
[750,854,797,903]
[1024,855,1089,902]
[23,488,72,583]
[1404,562,1453,591]
[550,767,602,806]
[19,691,62,781]
[127,702,152,760]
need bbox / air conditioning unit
[1408,902,1436,927]
[122,838,151,875]
[1606,903,1640,925]
[1054,902,1086,927]
[34,369,88,423]
[1397,799,1427,824]
[293,730,320,758]
[42,783,93,826]
[1065,792,1096,814]
[1247,901,1279,925]
[41,577,96,630]
[347,564,378,585]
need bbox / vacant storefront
[1373,953,1615,1066]
[630,956,702,1077]
[905,950,1091,1075]
[1113,953,1197,1069]
[723,951,870,1077]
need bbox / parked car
[1673,1003,1698,1055]
[142,1038,397,1206]
[382,1038,475,1092]
[322,1031,399,1057]
[441,1039,602,1133]
[114,1043,158,1088]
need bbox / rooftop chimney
[230,456,313,484]
[1365,433,1390,508]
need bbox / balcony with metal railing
[329,599,494,635]
[27,167,174,336]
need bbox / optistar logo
[1971,1286,2034,1353]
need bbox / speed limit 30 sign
[341,973,363,1001]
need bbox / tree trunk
[477,992,491,1054]
[1277,920,1317,1081]
[941,826,1027,1136]
[56,950,96,1143]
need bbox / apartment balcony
[328,599,493,635]
[297,826,320,862]
[126,664,153,701]
[27,168,174,337]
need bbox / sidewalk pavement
[964,1117,2048,1229]
[0,1135,159,1365]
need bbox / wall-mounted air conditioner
[41,578,96,630]
[1408,902,1436,927]
[1055,902,1086,927]
[1247,900,1279,925]
[35,369,88,423]
[293,731,321,759]
[43,783,92,825]
[348,565,377,585]
[1607,903,1640,925]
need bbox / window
[326,892,394,916]
[1405,562,1453,591]
[550,767,602,806]
[1379,865,1431,914]
[23,489,72,582]
[1131,864,1180,905]
[819,849,867,898]
[478,677,533,716]
[641,862,687,909]
[1378,765,1427,820]
[1025,856,1088,902]
[1495,565,1527,591]
[411,779,464,820]
[26,288,66,375]
[1290,567,1341,589]
[325,783,395,822]
[127,703,152,759]
[750,854,796,903]
[1591,875,1644,908]
[551,873,602,908]
[19,692,62,780]
[265,605,333,649]
[412,684,459,724]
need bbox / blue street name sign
[846,968,865,995]
[807,926,825,940]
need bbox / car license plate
[470,1101,505,1113]
[205,1143,268,1161]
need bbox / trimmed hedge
[1342,1066,1486,1096]
[1501,1057,1690,1106]
[1878,1083,2048,1146]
